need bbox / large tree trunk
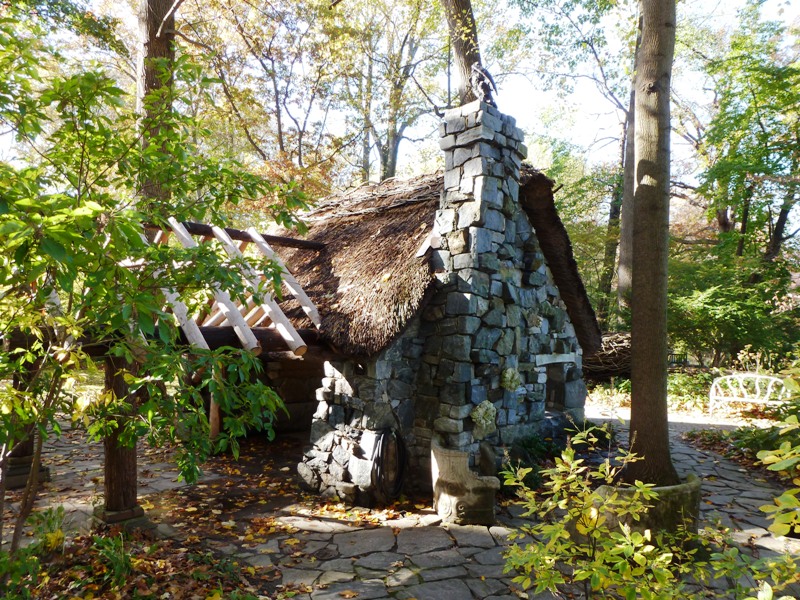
[624,0,679,487]
[102,356,141,516]
[440,0,482,105]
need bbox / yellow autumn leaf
[339,591,360,599]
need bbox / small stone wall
[298,101,587,507]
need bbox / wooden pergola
[7,220,328,525]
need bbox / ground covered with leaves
[2,430,436,599]
[29,528,261,600]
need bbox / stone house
[270,101,601,523]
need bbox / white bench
[708,373,790,413]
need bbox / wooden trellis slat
[246,227,321,328]
[211,225,307,356]
[138,231,221,439]
[168,218,261,356]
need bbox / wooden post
[97,356,144,523]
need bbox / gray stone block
[332,444,351,465]
[364,401,396,429]
[388,378,412,399]
[347,455,373,489]
[467,385,488,405]
[439,133,457,150]
[311,419,335,449]
[447,431,473,447]
[476,176,502,207]
[430,249,451,272]
[457,124,495,146]
[496,329,516,355]
[449,402,474,420]
[457,201,484,228]
[457,269,490,297]
[506,304,522,327]
[564,379,587,409]
[453,252,472,271]
[453,146,472,166]
[478,253,500,273]
[469,227,493,253]
[434,416,464,433]
[482,308,505,327]
[483,208,505,232]
[470,349,499,365]
[441,334,471,361]
[440,382,466,404]
[452,361,473,382]
[443,167,461,190]
[458,315,481,334]
[297,461,320,491]
[473,328,502,350]
[475,141,501,160]
[463,156,487,179]
[445,115,466,134]
[435,208,456,233]
[478,110,503,132]
[445,291,476,315]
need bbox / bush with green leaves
[502,425,689,598]
[757,367,800,537]
[667,370,715,412]
[503,425,800,599]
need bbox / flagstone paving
[3,403,799,598]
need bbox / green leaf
[40,236,68,262]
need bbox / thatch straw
[276,174,440,356]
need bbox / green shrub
[757,415,800,537]
[503,424,800,598]
[667,371,715,412]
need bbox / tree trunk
[764,186,797,262]
[138,0,176,206]
[595,125,627,327]
[617,93,637,314]
[736,185,752,257]
[440,0,482,105]
[624,0,679,487]
[102,356,140,514]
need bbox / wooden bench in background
[708,373,790,414]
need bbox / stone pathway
[4,405,799,599]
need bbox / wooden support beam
[194,326,322,353]
[211,225,307,356]
[145,221,325,251]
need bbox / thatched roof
[277,168,601,357]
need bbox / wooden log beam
[144,221,325,251]
[193,326,323,353]
[5,327,332,359]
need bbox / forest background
[3,0,800,368]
